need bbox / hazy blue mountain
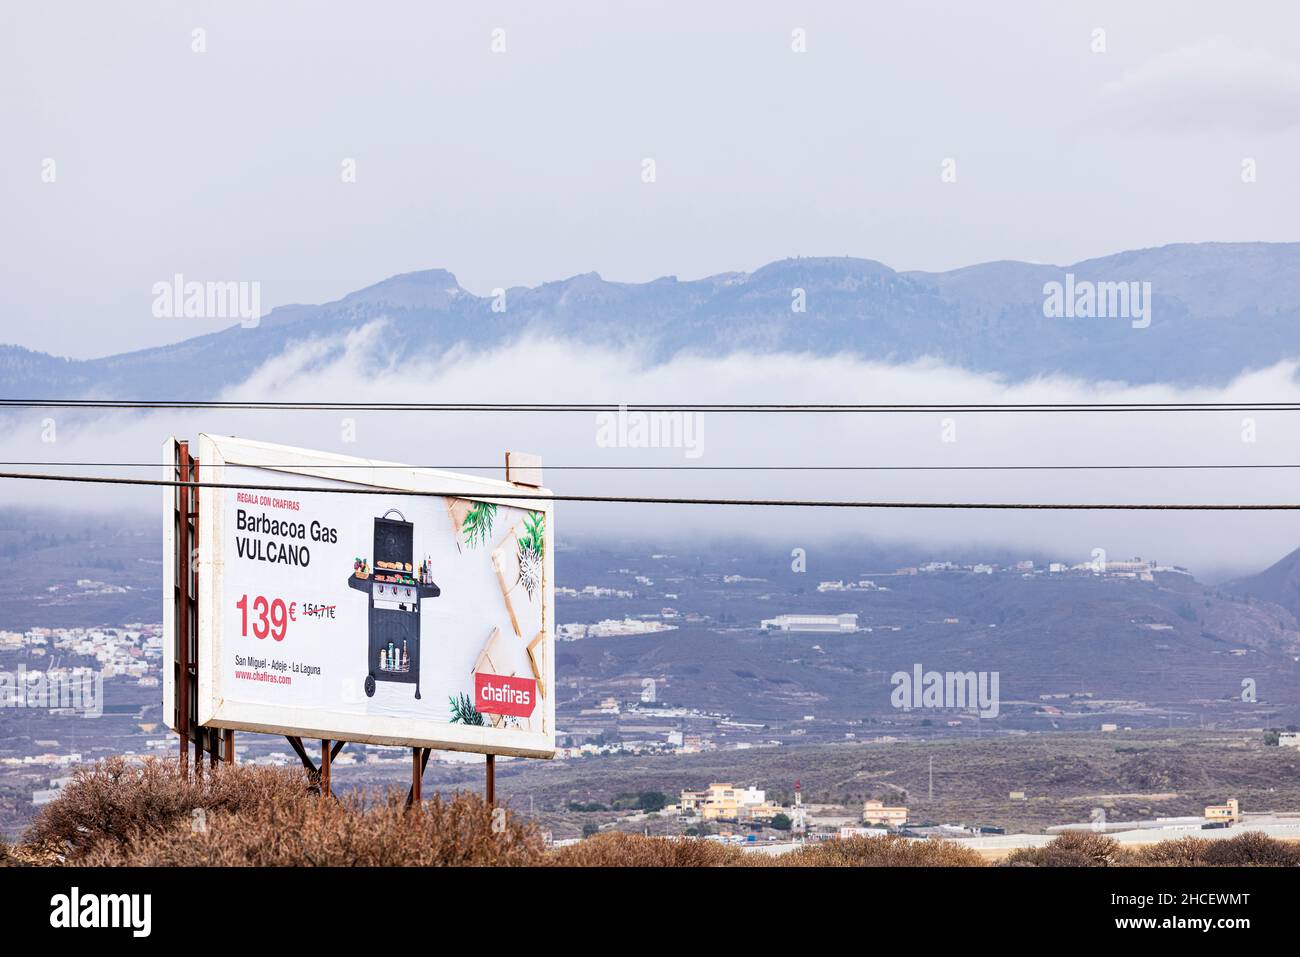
[4,242,1300,398]
[1224,546,1300,620]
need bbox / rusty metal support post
[224,729,235,764]
[410,748,422,805]
[286,735,322,792]
[320,739,331,797]
[405,748,430,808]
[486,753,495,806]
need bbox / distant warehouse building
[760,613,858,633]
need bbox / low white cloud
[1101,36,1300,133]
[5,326,1300,583]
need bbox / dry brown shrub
[81,790,543,866]
[547,832,746,867]
[1102,832,1300,867]
[1198,832,1300,867]
[25,756,309,860]
[0,838,59,866]
[548,833,983,867]
[772,834,985,867]
[1005,831,1130,867]
[1130,836,1211,867]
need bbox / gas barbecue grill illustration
[347,509,440,699]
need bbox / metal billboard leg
[320,739,332,798]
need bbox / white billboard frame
[194,434,556,759]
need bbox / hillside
[391,729,1300,838]
[1225,546,1300,619]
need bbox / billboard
[166,434,555,758]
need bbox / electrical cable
[1,470,1297,510]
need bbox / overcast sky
[3,0,1299,358]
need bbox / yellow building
[746,801,785,822]
[680,783,774,822]
[862,799,908,827]
[1204,798,1240,824]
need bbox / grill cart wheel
[365,674,376,697]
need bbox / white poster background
[194,435,555,758]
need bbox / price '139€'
[235,594,296,641]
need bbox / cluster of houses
[556,618,678,640]
[675,783,786,823]
[0,625,161,683]
[897,557,1190,581]
[668,782,912,830]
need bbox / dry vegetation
[4,757,1298,867]
[772,834,986,867]
[549,832,746,866]
[522,832,984,866]
[1006,829,1300,867]
[80,791,543,867]
[24,755,311,861]
[17,756,539,866]
[1005,831,1128,867]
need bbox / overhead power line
[4,460,1300,472]
[1,470,1298,510]
[5,399,1300,413]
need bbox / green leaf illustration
[449,692,485,725]
[517,511,544,599]
[462,501,498,549]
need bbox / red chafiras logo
[474,673,536,717]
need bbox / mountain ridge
[4,241,1300,398]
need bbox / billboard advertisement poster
[181,434,555,758]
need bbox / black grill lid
[374,510,413,566]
